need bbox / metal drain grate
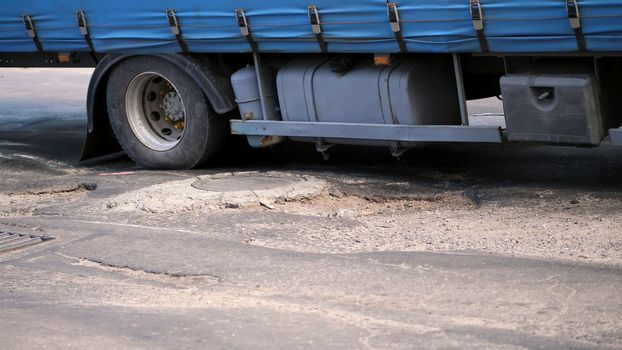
[0,232,54,253]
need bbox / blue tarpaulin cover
[1,0,621,54]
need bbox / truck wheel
[106,56,226,169]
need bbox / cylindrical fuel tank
[231,65,280,121]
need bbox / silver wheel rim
[125,72,186,151]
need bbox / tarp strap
[76,11,99,64]
[236,9,258,53]
[387,2,408,53]
[22,14,44,53]
[566,0,586,51]
[469,0,490,53]
[167,9,189,53]
[308,6,327,53]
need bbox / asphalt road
[0,68,621,349]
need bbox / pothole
[63,254,222,286]
[7,182,97,196]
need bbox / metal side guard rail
[230,120,503,144]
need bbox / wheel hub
[163,91,185,122]
[125,72,187,151]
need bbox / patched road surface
[1,68,621,349]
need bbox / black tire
[106,56,227,169]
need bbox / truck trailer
[1,0,622,169]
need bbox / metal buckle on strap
[308,5,322,35]
[76,10,98,61]
[469,0,489,52]
[166,9,189,53]
[166,9,181,35]
[235,9,250,37]
[308,5,327,53]
[386,2,407,53]
[22,14,36,38]
[235,9,258,52]
[566,0,581,29]
[470,0,484,31]
[22,13,44,53]
[565,0,585,50]
[386,2,401,33]
[76,10,89,36]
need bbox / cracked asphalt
[1,68,621,349]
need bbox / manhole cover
[0,232,54,253]
[192,173,299,192]
[106,172,328,213]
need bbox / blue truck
[1,0,622,169]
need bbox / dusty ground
[1,136,620,266]
[0,68,621,349]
